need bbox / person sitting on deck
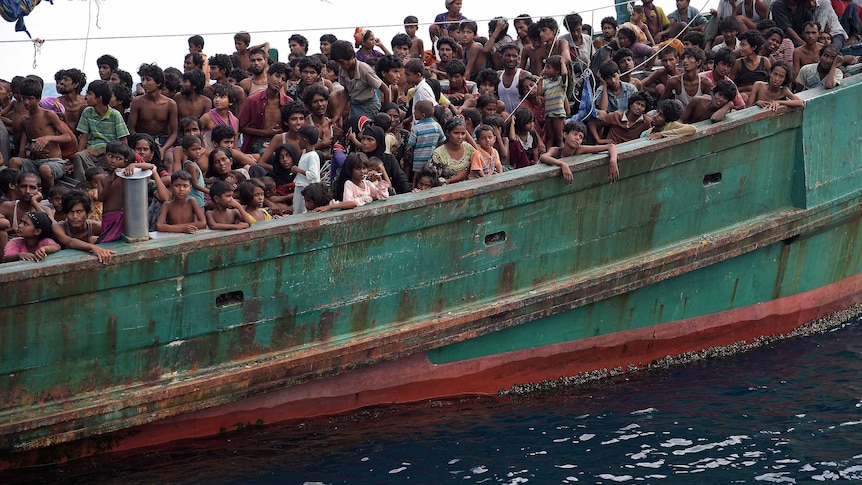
[797,44,843,90]
[596,61,639,114]
[681,79,737,123]
[643,99,697,139]
[746,60,805,110]
[589,91,654,144]
[661,46,714,109]
[642,46,682,98]
[539,120,619,185]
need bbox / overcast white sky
[0,0,717,86]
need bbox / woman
[430,0,467,40]
[358,125,410,194]
[430,118,474,185]
[354,28,389,63]
[206,147,249,185]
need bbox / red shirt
[237,89,292,153]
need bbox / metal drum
[117,168,152,242]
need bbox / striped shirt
[408,118,445,167]
[76,106,130,151]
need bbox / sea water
[7,315,862,484]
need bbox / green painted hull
[2,74,862,464]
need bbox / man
[240,48,270,97]
[96,54,118,81]
[793,21,823,77]
[797,43,843,89]
[302,83,333,152]
[772,0,847,47]
[496,44,525,113]
[430,37,458,79]
[174,69,212,120]
[289,34,309,57]
[661,46,713,109]
[664,0,707,37]
[55,68,87,130]
[238,62,292,153]
[207,53,246,114]
[128,63,178,158]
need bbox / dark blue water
[7,316,862,484]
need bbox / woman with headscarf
[358,125,411,194]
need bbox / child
[404,16,425,58]
[291,125,320,215]
[302,182,359,212]
[469,125,503,179]
[330,40,385,120]
[237,179,272,222]
[156,170,207,234]
[538,55,569,148]
[180,135,208,207]
[643,99,697,139]
[412,166,441,192]
[205,180,251,230]
[404,58,436,117]
[2,211,59,262]
[341,153,389,206]
[260,176,291,217]
[97,141,168,243]
[200,83,239,149]
[50,190,115,264]
[745,60,804,111]
[365,156,392,194]
[508,107,545,169]
[268,143,298,199]
[539,121,619,184]
[407,100,446,186]
[71,79,130,182]
[47,184,71,222]
[84,166,105,221]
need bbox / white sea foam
[660,438,693,448]
[596,473,634,481]
[630,408,657,415]
[635,459,665,468]
[579,434,595,441]
[754,472,796,482]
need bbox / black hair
[373,112,392,131]
[280,100,309,124]
[656,99,683,123]
[298,56,323,74]
[302,182,333,208]
[712,79,738,100]
[738,30,765,52]
[488,17,510,38]
[234,31,251,45]
[461,108,482,128]
[756,19,778,30]
[88,80,112,106]
[97,54,119,71]
[483,114,505,131]
[184,52,204,70]
[445,59,467,77]
[601,16,617,29]
[375,55,404,78]
[302,83,330,109]
[718,16,739,33]
[112,69,133,89]
[171,170,193,183]
[138,63,166,88]
[617,27,636,44]
[188,34,204,48]
[289,33,309,51]
[209,53,233,73]
[598,60,620,80]
[460,20,478,34]
[268,61,290,79]
[61,190,92,214]
[228,69,249,83]
[713,48,735,67]
[179,116,202,135]
[207,147,234,178]
[330,40,356,61]
[0,168,20,197]
[211,124,237,144]
[298,125,319,145]
[162,71,181,94]
[436,36,458,52]
[320,33,338,44]
[182,69,206,94]
[475,69,500,90]
[682,31,706,49]
[212,82,237,107]
[237,179,265,206]
[333,153,368,200]
[105,140,134,161]
[563,120,587,134]
[181,134,202,150]
[85,165,105,181]
[628,91,653,111]
[563,13,583,32]
[512,106,534,133]
[682,46,706,68]
[391,33,412,49]
[404,58,425,75]
[19,78,41,98]
[537,17,559,33]
[209,180,234,199]
[129,133,162,170]
[62,68,87,93]
[764,27,785,42]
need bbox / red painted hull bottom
[4,273,862,468]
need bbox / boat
[2,72,862,468]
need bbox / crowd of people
[1,0,853,264]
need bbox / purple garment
[356,49,384,63]
[432,12,468,34]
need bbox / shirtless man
[302,84,334,152]
[241,48,270,97]
[8,78,72,192]
[681,79,737,123]
[55,68,87,130]
[522,17,571,77]
[661,47,714,109]
[174,69,212,120]
[429,37,458,80]
[208,53,246,114]
[128,63,178,159]
[6,77,28,156]
[793,22,822,80]
[237,62,291,154]
[642,47,682,98]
